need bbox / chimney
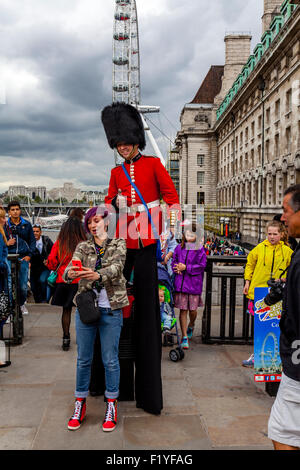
[214,33,252,106]
[262,0,283,34]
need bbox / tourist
[172,225,207,349]
[242,220,293,367]
[4,201,36,315]
[69,208,85,223]
[46,217,87,350]
[63,206,128,432]
[30,224,53,303]
[102,102,180,415]
[268,185,300,450]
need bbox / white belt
[125,199,160,215]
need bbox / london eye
[112,0,165,166]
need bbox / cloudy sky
[0,0,264,193]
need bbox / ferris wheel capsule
[115,12,130,21]
[113,56,129,66]
[113,83,129,92]
[116,0,131,4]
[113,33,129,41]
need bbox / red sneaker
[102,398,118,432]
[68,398,86,431]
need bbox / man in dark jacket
[4,201,36,313]
[268,184,300,450]
[30,224,53,303]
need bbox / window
[245,127,249,142]
[197,192,205,205]
[266,108,270,126]
[286,127,291,153]
[266,140,270,162]
[170,160,179,169]
[197,154,205,166]
[197,171,205,185]
[286,89,292,113]
[275,133,280,158]
[258,115,262,133]
[275,99,280,120]
[251,121,255,138]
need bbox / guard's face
[116,143,138,160]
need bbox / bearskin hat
[101,102,146,150]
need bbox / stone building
[175,0,300,245]
[48,182,82,203]
[8,185,47,201]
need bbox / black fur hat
[101,102,146,150]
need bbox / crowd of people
[204,237,246,256]
[1,102,300,450]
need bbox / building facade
[8,185,47,201]
[175,0,300,245]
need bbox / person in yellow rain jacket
[242,220,293,367]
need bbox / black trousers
[123,243,163,415]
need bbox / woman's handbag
[121,164,163,261]
[0,272,10,322]
[76,290,101,324]
[47,270,58,288]
[0,290,10,322]
[47,256,67,287]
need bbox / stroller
[157,263,184,362]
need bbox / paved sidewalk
[0,303,274,450]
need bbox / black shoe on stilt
[62,335,70,351]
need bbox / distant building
[8,185,47,201]
[48,182,83,203]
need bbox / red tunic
[105,155,180,249]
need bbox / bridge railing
[201,256,254,345]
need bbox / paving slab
[0,303,276,450]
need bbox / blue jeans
[75,307,123,399]
[7,259,29,306]
[30,268,50,303]
[18,260,29,306]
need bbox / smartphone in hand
[72,260,82,270]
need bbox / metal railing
[202,255,254,344]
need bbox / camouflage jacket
[63,237,129,311]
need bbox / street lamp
[258,76,266,243]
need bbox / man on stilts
[102,102,180,415]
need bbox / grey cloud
[0,0,263,192]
